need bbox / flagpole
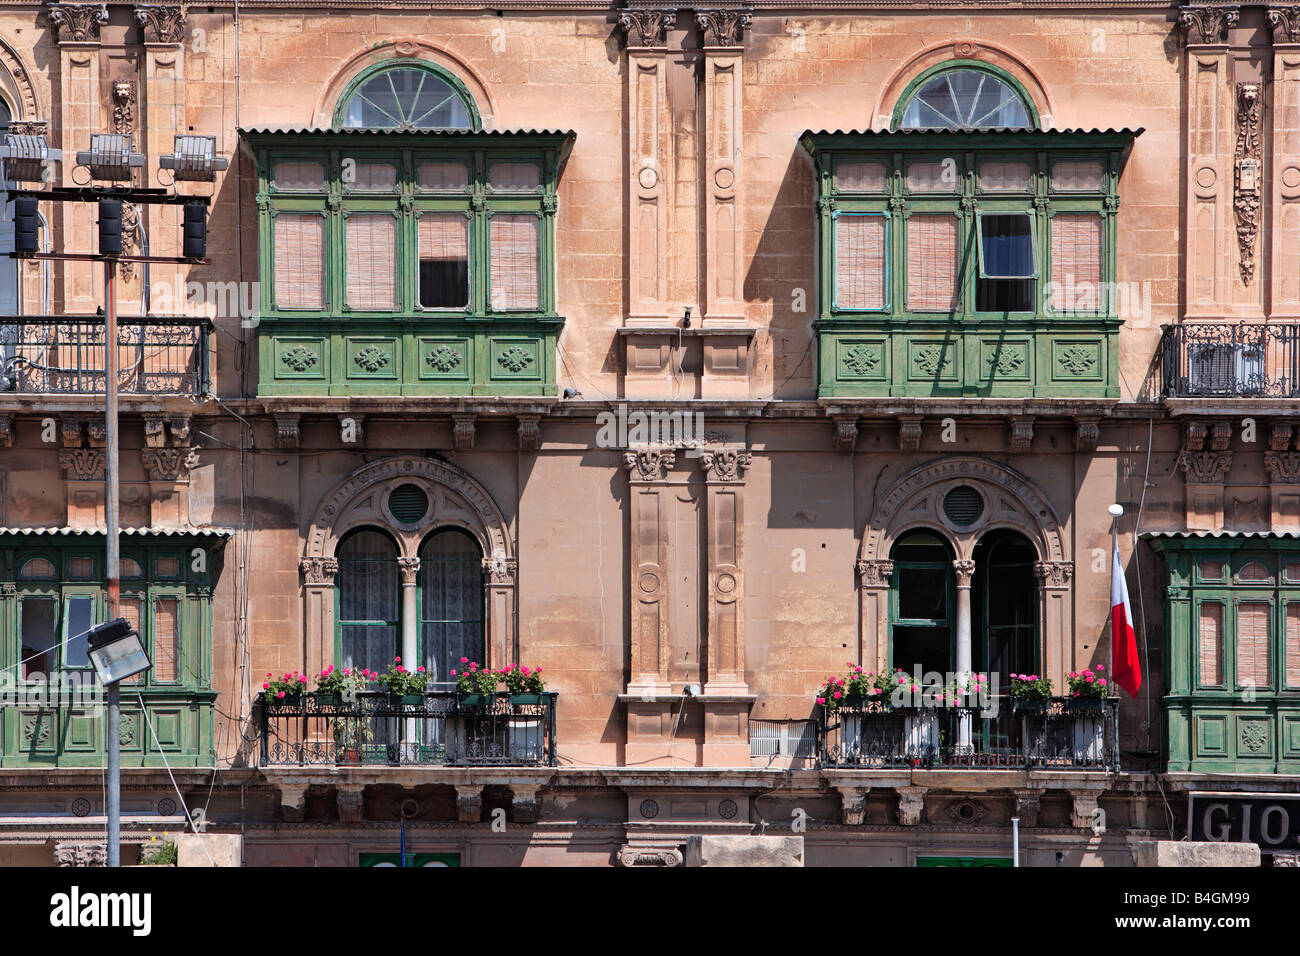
[1107,504,1124,682]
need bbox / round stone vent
[389,484,429,524]
[942,485,984,527]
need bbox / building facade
[0,0,1298,866]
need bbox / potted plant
[377,657,427,708]
[452,659,499,709]
[313,664,374,708]
[262,671,308,706]
[500,663,546,706]
[1009,673,1053,710]
[1066,665,1111,763]
[333,709,374,766]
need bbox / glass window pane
[337,531,399,675]
[420,531,484,682]
[19,557,56,579]
[980,214,1035,278]
[1050,160,1105,191]
[345,162,397,192]
[906,214,959,312]
[835,215,886,310]
[417,162,470,190]
[68,556,95,579]
[836,161,887,192]
[1050,214,1103,312]
[122,557,145,579]
[1200,560,1224,580]
[1198,601,1224,687]
[906,160,959,193]
[156,556,181,578]
[419,214,470,309]
[346,215,398,311]
[1236,601,1272,687]
[489,215,540,311]
[274,214,325,310]
[897,566,947,621]
[272,161,325,191]
[154,597,179,682]
[900,70,1030,130]
[1238,562,1271,583]
[20,597,56,679]
[64,595,94,669]
[980,160,1032,192]
[343,68,471,130]
[489,162,541,191]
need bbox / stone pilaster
[1034,561,1075,690]
[141,445,198,525]
[856,559,894,674]
[300,556,338,680]
[1180,450,1233,531]
[624,447,676,696]
[1266,450,1300,530]
[1269,7,1300,316]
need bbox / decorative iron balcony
[1158,323,1300,399]
[258,691,557,768]
[0,315,211,396]
[818,697,1118,771]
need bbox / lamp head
[1107,504,1124,518]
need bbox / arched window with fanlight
[336,528,401,675]
[419,528,484,682]
[335,61,479,131]
[894,63,1037,131]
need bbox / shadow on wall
[743,146,818,401]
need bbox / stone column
[134,5,189,304]
[46,3,108,313]
[698,447,753,766]
[299,556,338,681]
[397,557,420,668]
[856,559,894,675]
[1034,561,1075,690]
[624,447,675,696]
[953,559,975,750]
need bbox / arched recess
[310,39,497,130]
[0,35,44,121]
[872,40,1056,131]
[299,456,515,680]
[855,457,1074,688]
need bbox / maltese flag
[1111,542,1142,697]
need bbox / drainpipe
[1012,815,1020,867]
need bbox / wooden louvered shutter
[120,598,143,685]
[346,215,397,311]
[1286,603,1300,688]
[1198,601,1224,686]
[154,597,179,682]
[1051,214,1103,311]
[1236,601,1272,687]
[835,215,886,309]
[273,214,325,310]
[906,215,959,312]
[420,215,469,261]
[490,215,539,311]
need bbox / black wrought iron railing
[0,315,211,396]
[818,697,1118,771]
[1158,322,1300,398]
[258,691,558,768]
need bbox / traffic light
[97,198,122,257]
[183,201,206,260]
[13,196,38,256]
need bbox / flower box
[312,692,342,709]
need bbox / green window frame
[891,61,1041,132]
[334,60,481,132]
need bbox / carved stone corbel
[273,414,300,449]
[833,416,858,454]
[517,415,541,451]
[1074,418,1100,452]
[1270,423,1294,452]
[455,785,482,823]
[1185,421,1208,452]
[1008,416,1034,455]
[1070,789,1102,830]
[1013,789,1041,829]
[453,414,476,451]
[1211,420,1232,451]
[617,844,684,866]
[54,841,108,866]
[899,416,923,453]
[1180,451,1233,484]
[510,785,540,824]
[896,786,927,826]
[336,788,365,824]
[837,786,870,826]
[143,416,167,448]
[0,414,12,448]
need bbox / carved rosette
[624,446,676,482]
[952,559,976,587]
[700,448,752,482]
[397,557,421,586]
[141,445,199,482]
[1177,4,1240,45]
[856,559,894,587]
[1180,451,1233,484]
[1266,452,1300,483]
[617,8,676,48]
[1269,6,1300,42]
[46,3,110,42]
[59,448,105,481]
[1234,83,1262,286]
[134,4,187,44]
[482,551,518,586]
[1034,561,1074,588]
[695,8,753,47]
[299,556,339,586]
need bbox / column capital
[695,7,753,48]
[953,559,976,587]
[482,551,517,586]
[45,2,109,44]
[397,556,421,586]
[133,4,187,44]
[855,559,894,588]
[699,447,751,482]
[1177,4,1240,46]
[624,445,676,482]
[299,556,339,586]
[617,8,676,49]
[54,841,108,866]
[1179,450,1233,484]
[896,786,927,826]
[141,445,199,482]
[1033,561,1074,589]
[1268,6,1300,43]
[1267,451,1300,483]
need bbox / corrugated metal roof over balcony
[0,526,238,537]
[238,127,575,140]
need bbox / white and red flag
[1111,542,1142,697]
